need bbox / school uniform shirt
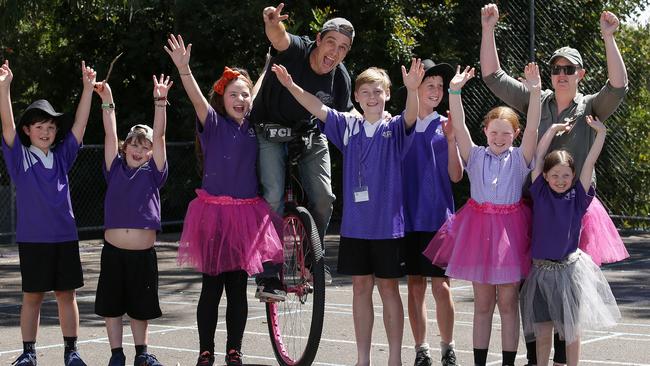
[530,175,595,260]
[322,108,414,239]
[1,132,80,243]
[466,146,532,205]
[250,34,354,131]
[199,106,258,199]
[103,155,168,230]
[402,112,455,232]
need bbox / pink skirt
[177,189,283,276]
[579,197,629,266]
[423,199,531,284]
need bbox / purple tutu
[177,189,283,276]
[579,197,629,266]
[423,199,531,284]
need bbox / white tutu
[520,250,620,344]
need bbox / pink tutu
[423,199,531,284]
[579,197,629,266]
[177,189,283,276]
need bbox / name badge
[354,186,369,202]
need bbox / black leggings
[197,271,248,354]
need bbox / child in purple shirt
[520,116,620,366]
[93,75,172,366]
[165,34,283,366]
[401,59,463,366]
[0,60,95,366]
[272,59,424,366]
[423,63,541,366]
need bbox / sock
[502,350,517,366]
[63,337,77,354]
[415,342,430,354]
[23,341,36,354]
[474,348,488,365]
[135,344,148,356]
[526,340,538,364]
[553,332,567,364]
[440,340,455,356]
[111,347,124,356]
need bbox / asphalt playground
[0,230,649,366]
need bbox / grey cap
[320,17,355,43]
[126,124,153,143]
[549,46,583,67]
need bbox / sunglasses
[550,65,580,75]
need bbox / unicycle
[266,132,326,366]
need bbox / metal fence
[458,0,649,230]
[0,142,200,243]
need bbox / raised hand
[519,62,541,93]
[550,121,572,136]
[81,61,97,91]
[449,65,475,91]
[93,81,113,101]
[263,3,289,26]
[0,60,13,87]
[600,11,619,36]
[164,34,192,71]
[481,4,499,29]
[586,115,606,134]
[401,58,425,91]
[153,73,173,98]
[271,63,294,89]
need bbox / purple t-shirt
[530,175,594,260]
[103,155,168,230]
[466,146,532,204]
[199,106,258,199]
[323,109,414,239]
[403,112,454,232]
[2,132,80,243]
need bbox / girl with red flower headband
[164,34,283,366]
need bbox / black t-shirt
[250,34,354,131]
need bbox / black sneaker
[441,348,458,366]
[195,351,214,366]
[12,351,37,366]
[134,352,163,366]
[107,352,126,366]
[256,277,287,302]
[414,349,432,366]
[64,351,88,366]
[224,349,243,366]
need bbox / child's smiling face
[23,119,57,153]
[544,163,575,193]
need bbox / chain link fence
[459,0,648,230]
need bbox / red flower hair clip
[213,67,241,95]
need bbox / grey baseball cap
[549,46,583,67]
[320,17,355,43]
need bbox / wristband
[154,96,167,101]
[179,71,192,76]
[101,102,115,110]
[448,88,462,95]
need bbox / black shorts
[95,241,162,320]
[18,241,84,292]
[403,231,447,277]
[337,237,405,279]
